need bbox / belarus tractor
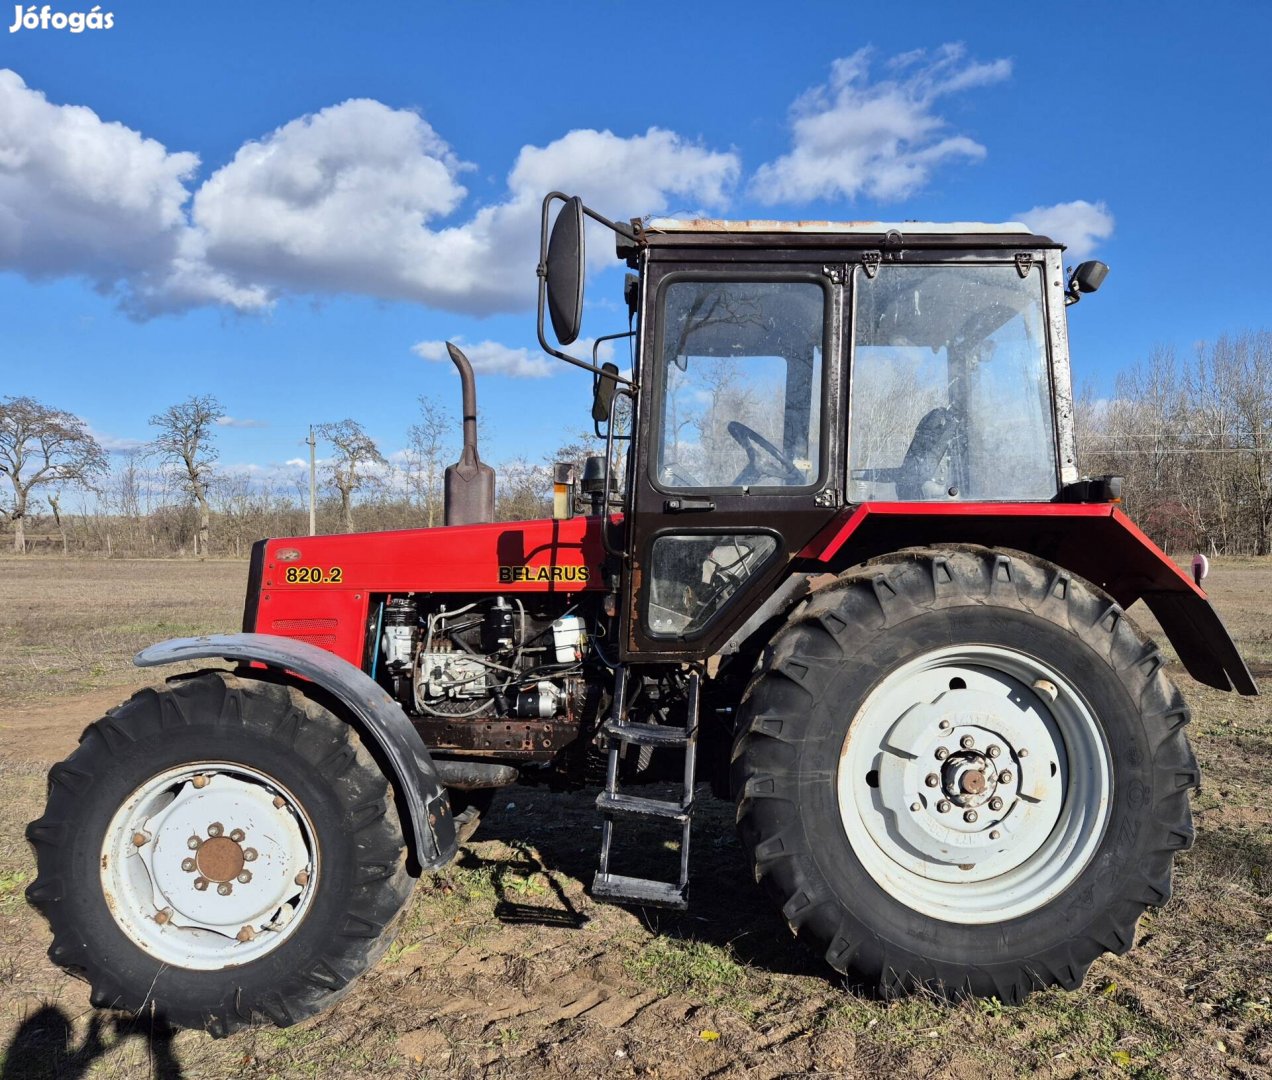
[27,193,1257,1035]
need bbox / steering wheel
[727,421,803,485]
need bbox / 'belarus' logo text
[9,5,113,32]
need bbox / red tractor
[28,194,1257,1034]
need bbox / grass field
[0,555,1268,1078]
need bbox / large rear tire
[732,547,1198,1003]
[26,671,413,1036]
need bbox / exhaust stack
[443,342,496,526]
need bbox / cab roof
[637,217,1058,251]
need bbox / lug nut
[1000,771,1013,784]
[273,795,286,809]
[295,870,310,887]
[935,747,949,761]
[131,832,148,847]
[229,829,245,843]
[217,883,232,896]
[990,830,1001,840]
[964,810,978,823]
[194,877,208,891]
[243,848,258,863]
[207,823,223,838]
[236,925,256,943]
[989,797,1004,811]
[1018,748,1029,758]
[938,719,952,731]
[925,773,939,787]
[191,774,209,789]
[187,836,201,850]
[937,800,951,814]
[987,745,1001,759]
[237,871,252,884]
[153,910,170,925]
[960,735,975,749]
[181,858,197,872]
[910,802,921,812]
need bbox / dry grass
[0,554,1268,1078]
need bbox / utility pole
[308,425,317,536]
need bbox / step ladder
[591,665,700,910]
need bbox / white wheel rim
[836,644,1112,923]
[101,763,319,969]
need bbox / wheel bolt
[935,748,949,761]
[910,802,921,812]
[939,719,952,731]
[187,836,201,850]
[153,910,170,925]
[987,745,1001,759]
[964,810,978,823]
[1018,748,1030,758]
[1000,771,1013,784]
[243,848,258,863]
[295,870,310,887]
[937,800,951,814]
[236,925,256,943]
[960,735,975,749]
[217,883,232,896]
[229,829,245,843]
[990,830,1002,840]
[194,877,208,891]
[925,773,939,787]
[181,858,196,872]
[273,795,286,809]
[191,774,209,789]
[237,871,252,884]
[207,823,223,838]
[989,797,1003,811]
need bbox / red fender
[799,502,1257,696]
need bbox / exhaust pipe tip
[443,342,496,527]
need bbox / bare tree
[150,395,224,556]
[318,420,387,533]
[0,396,107,553]
[404,396,453,527]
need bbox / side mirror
[591,362,619,423]
[546,196,586,346]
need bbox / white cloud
[412,335,616,379]
[215,415,267,429]
[751,45,1011,204]
[85,425,148,453]
[1015,199,1114,262]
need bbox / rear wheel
[27,671,414,1036]
[732,547,1198,1002]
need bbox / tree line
[4,328,1271,558]
[0,391,597,557]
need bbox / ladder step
[591,872,687,910]
[596,791,691,823]
[603,720,690,747]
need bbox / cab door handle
[664,497,715,513]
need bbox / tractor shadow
[0,1006,184,1080]
[469,782,835,982]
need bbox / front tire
[732,547,1198,1003]
[27,671,413,1036]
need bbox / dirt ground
[0,554,1268,1079]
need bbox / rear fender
[134,633,458,870]
[798,503,1258,696]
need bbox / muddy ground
[0,555,1268,1079]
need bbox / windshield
[657,279,824,490]
[848,263,1057,502]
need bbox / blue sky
[2,1,1271,487]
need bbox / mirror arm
[536,192,639,385]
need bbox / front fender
[134,633,458,870]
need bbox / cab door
[620,265,845,661]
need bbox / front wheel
[27,671,414,1036]
[732,547,1198,1003]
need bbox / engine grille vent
[271,617,338,648]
